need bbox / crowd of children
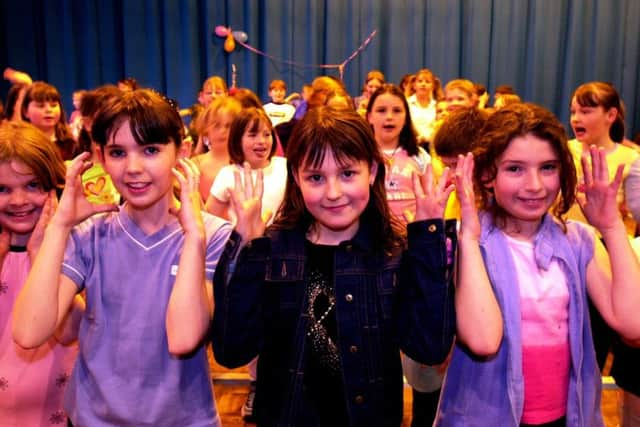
[2,65,640,427]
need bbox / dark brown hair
[473,103,576,230]
[272,106,404,252]
[228,107,275,164]
[434,107,490,157]
[572,82,625,143]
[21,81,76,159]
[92,89,184,148]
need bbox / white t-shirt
[210,156,288,225]
[263,103,296,127]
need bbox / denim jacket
[212,219,456,427]
[436,213,603,427]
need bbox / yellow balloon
[224,33,236,52]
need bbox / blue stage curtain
[0,0,638,136]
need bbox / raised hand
[454,153,481,241]
[170,158,205,238]
[51,152,118,229]
[577,145,625,233]
[412,163,455,222]
[27,190,57,261]
[229,162,265,242]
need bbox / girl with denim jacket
[436,103,640,427]
[212,106,456,426]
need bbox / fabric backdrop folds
[0,0,638,136]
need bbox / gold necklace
[383,145,401,166]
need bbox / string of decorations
[214,26,378,79]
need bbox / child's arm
[166,158,213,355]
[205,194,230,220]
[453,153,503,356]
[580,146,640,340]
[54,294,85,345]
[13,153,118,348]
[211,164,268,367]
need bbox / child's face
[206,113,234,150]
[414,75,434,96]
[445,88,473,112]
[242,120,273,169]
[436,101,449,120]
[201,84,225,106]
[295,150,376,245]
[365,79,383,98]
[25,100,61,133]
[0,160,48,245]
[489,134,560,236]
[367,93,406,146]
[569,97,616,146]
[101,119,178,213]
[72,94,82,110]
[269,87,286,103]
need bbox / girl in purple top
[13,89,231,426]
[437,103,640,426]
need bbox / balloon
[215,25,229,37]
[224,33,236,52]
[232,31,248,43]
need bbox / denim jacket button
[428,224,437,232]
[345,294,353,302]
[354,395,365,404]
[349,345,358,354]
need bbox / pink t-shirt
[0,250,78,426]
[504,234,570,424]
[382,146,430,225]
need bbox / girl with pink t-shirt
[0,121,82,425]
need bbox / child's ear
[369,162,379,185]
[606,107,618,124]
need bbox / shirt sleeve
[204,216,234,280]
[624,157,640,223]
[209,165,234,202]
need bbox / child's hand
[27,190,57,261]
[454,153,481,241]
[411,163,455,222]
[52,152,118,229]
[170,158,206,239]
[229,162,266,242]
[577,145,625,233]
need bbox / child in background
[21,81,76,160]
[206,107,287,226]
[432,107,490,220]
[191,96,242,201]
[366,84,431,222]
[13,89,232,426]
[367,83,450,427]
[436,103,640,426]
[74,85,122,205]
[407,69,438,144]
[211,106,456,426]
[443,79,477,113]
[354,69,385,116]
[69,90,86,139]
[263,80,295,127]
[567,82,639,380]
[0,121,82,425]
[205,106,287,422]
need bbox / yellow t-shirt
[567,139,638,236]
